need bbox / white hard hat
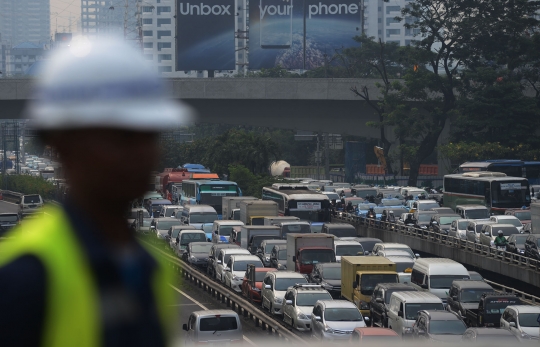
[26,37,193,131]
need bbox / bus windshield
[491,181,530,208]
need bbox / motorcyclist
[404,213,415,225]
[346,202,354,213]
[388,211,396,223]
[367,207,376,219]
[494,230,508,248]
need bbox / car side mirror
[352,281,358,289]
[364,316,370,324]
[398,310,403,318]
[265,284,271,289]
[484,232,490,236]
[509,322,516,328]
[285,300,293,305]
[314,316,322,321]
[415,253,420,258]
[421,284,428,289]
[375,298,383,303]
[182,323,188,331]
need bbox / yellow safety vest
[0,206,175,347]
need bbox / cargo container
[240,225,281,253]
[222,196,258,220]
[239,200,278,226]
[286,233,335,274]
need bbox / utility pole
[324,133,330,180]
[2,123,6,189]
[316,134,321,180]
[14,121,19,174]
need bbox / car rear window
[23,195,41,204]
[0,214,18,222]
[199,316,238,331]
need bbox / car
[524,234,540,260]
[375,249,415,260]
[467,271,485,282]
[269,244,287,270]
[18,194,44,218]
[489,215,524,232]
[242,265,276,303]
[223,254,263,292]
[429,213,461,238]
[214,248,251,282]
[334,240,365,262]
[461,327,520,343]
[182,241,213,268]
[308,262,342,298]
[168,225,196,249]
[412,310,467,342]
[261,271,307,316]
[174,229,206,257]
[412,210,437,231]
[479,224,519,248]
[182,310,243,344]
[372,243,418,259]
[256,239,286,267]
[500,305,540,340]
[207,243,240,277]
[505,209,531,225]
[369,283,417,328]
[466,221,496,245]
[506,234,528,257]
[126,208,150,225]
[338,237,382,254]
[151,217,183,242]
[431,207,455,215]
[449,218,471,241]
[350,327,400,342]
[311,300,367,340]
[283,284,333,331]
[158,205,182,218]
[387,292,444,337]
[0,213,20,237]
[455,205,490,220]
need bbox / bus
[180,180,242,218]
[443,172,530,214]
[261,187,331,222]
[459,160,540,185]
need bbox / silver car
[223,254,263,292]
[183,310,243,344]
[282,284,333,331]
[311,300,367,341]
[261,271,307,316]
[449,219,470,240]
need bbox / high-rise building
[0,0,51,46]
[363,0,419,46]
[81,0,139,40]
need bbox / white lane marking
[169,284,256,346]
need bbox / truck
[263,216,300,226]
[286,233,336,274]
[239,200,278,226]
[461,292,522,327]
[222,196,258,220]
[240,225,281,253]
[341,256,398,319]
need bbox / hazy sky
[50,0,81,35]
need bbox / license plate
[29,205,36,208]
[211,193,226,196]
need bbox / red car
[242,265,276,304]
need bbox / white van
[387,291,444,336]
[183,310,243,344]
[18,194,44,217]
[409,258,469,306]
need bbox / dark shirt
[0,204,166,347]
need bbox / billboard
[176,0,236,70]
[249,0,361,69]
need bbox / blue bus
[459,160,540,185]
[180,180,242,218]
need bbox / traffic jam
[132,163,540,344]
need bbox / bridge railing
[334,213,540,273]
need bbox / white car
[282,284,333,331]
[310,300,367,340]
[223,255,263,292]
[490,215,524,232]
[214,248,251,282]
[334,241,365,262]
[261,271,307,316]
[372,242,419,259]
[500,305,540,341]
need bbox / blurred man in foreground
[0,38,191,346]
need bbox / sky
[50,0,81,35]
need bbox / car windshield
[199,316,238,331]
[275,277,307,291]
[384,288,415,303]
[130,210,150,218]
[428,320,466,334]
[518,313,540,327]
[484,299,521,314]
[537,239,540,246]
[418,214,434,222]
[336,244,364,256]
[493,227,517,236]
[278,249,287,260]
[466,209,490,219]
[418,203,439,210]
[0,215,18,222]
[190,213,218,224]
[324,308,363,321]
[327,228,356,237]
[386,247,414,258]
[164,208,177,217]
[192,244,213,253]
[156,220,183,230]
[233,260,263,271]
[180,233,207,245]
[265,242,283,253]
[218,226,234,237]
[460,289,488,303]
[356,189,377,198]
[252,236,278,248]
[358,241,379,253]
[23,195,41,204]
[439,216,461,225]
[458,221,469,229]
[513,211,531,220]
[360,274,398,295]
[310,224,323,233]
[300,249,335,265]
[296,292,332,306]
[395,261,415,272]
[322,267,341,280]
[429,275,469,289]
[405,303,444,320]
[171,229,181,238]
[282,224,311,236]
[512,235,528,244]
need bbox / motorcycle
[496,245,507,256]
